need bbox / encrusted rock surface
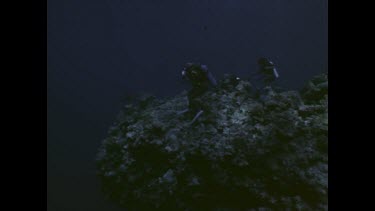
[96,73,328,210]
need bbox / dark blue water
[47,0,327,210]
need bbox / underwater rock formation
[96,73,328,210]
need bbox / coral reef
[96,73,328,210]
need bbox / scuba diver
[250,57,279,96]
[178,62,217,125]
[248,57,280,93]
[245,57,280,99]
[255,57,279,85]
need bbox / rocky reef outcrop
[96,73,328,210]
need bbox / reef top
[96,73,328,210]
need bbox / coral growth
[96,73,328,210]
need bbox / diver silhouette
[256,57,279,85]
[178,62,217,125]
[248,57,281,96]
[250,57,279,87]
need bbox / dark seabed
[47,0,327,210]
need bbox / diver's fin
[177,108,189,115]
[189,110,204,125]
[273,68,279,78]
